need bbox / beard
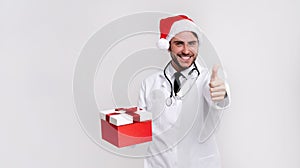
[170,52,197,71]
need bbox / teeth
[181,56,190,60]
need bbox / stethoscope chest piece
[165,97,172,106]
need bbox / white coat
[138,61,230,168]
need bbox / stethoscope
[163,61,200,106]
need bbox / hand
[209,64,227,102]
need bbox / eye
[188,41,197,46]
[173,41,184,47]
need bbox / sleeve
[137,79,147,110]
[198,76,231,143]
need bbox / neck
[171,61,185,72]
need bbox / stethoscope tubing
[163,61,200,106]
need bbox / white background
[1,0,300,168]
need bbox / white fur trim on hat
[166,20,203,43]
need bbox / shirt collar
[167,62,196,79]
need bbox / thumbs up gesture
[209,64,227,102]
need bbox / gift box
[100,107,152,148]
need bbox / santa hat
[157,15,203,49]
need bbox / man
[138,15,230,168]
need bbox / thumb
[211,64,220,81]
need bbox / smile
[178,55,192,60]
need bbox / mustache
[177,53,194,57]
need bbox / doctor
[138,15,230,168]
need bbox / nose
[182,44,190,55]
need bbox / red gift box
[100,107,152,148]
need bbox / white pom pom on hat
[157,14,203,50]
[157,38,170,49]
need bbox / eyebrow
[172,40,198,44]
[172,40,184,44]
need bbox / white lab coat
[138,61,230,168]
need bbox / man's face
[169,31,199,72]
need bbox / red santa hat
[157,15,203,49]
